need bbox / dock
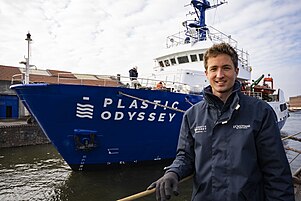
[0,119,49,148]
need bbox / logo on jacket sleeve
[194,125,207,134]
[233,124,250,130]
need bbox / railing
[11,72,203,94]
[57,73,83,85]
[242,91,263,99]
[96,73,205,94]
[166,26,237,48]
[165,26,250,72]
[11,74,24,84]
[57,73,115,86]
[119,75,201,94]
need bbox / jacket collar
[203,80,241,111]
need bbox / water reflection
[56,161,193,201]
[0,145,71,201]
[0,144,192,201]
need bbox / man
[129,66,140,89]
[156,81,166,90]
[129,66,138,81]
[147,43,294,201]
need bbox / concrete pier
[0,120,49,148]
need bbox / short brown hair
[203,43,238,70]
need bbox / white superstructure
[150,25,251,93]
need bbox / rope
[289,153,300,164]
[185,97,194,106]
[293,166,301,185]
[281,131,301,141]
[284,136,301,142]
[118,91,185,113]
[285,146,301,154]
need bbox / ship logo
[76,103,94,119]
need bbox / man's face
[205,54,239,101]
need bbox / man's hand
[147,172,179,201]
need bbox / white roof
[19,67,50,76]
[74,74,98,80]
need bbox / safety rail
[166,26,237,48]
[119,75,204,94]
[54,72,198,90]
[55,73,204,94]
[57,73,83,85]
[242,91,263,99]
[166,26,250,72]
[57,73,114,86]
[11,72,203,94]
[11,74,24,84]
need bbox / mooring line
[289,153,301,164]
[281,131,301,141]
[185,97,194,106]
[293,166,301,184]
[285,146,301,154]
[286,136,301,142]
[118,91,186,113]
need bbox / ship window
[159,61,164,67]
[164,60,170,66]
[190,54,198,62]
[280,103,287,112]
[177,56,189,64]
[171,58,176,65]
[199,53,204,61]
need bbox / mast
[186,0,227,41]
[191,0,211,28]
[24,32,32,84]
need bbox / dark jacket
[129,68,138,80]
[166,81,294,201]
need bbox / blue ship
[11,1,288,171]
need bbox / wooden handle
[117,188,155,201]
[117,174,193,201]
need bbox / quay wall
[0,123,50,148]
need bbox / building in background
[0,66,21,119]
[289,95,301,111]
[0,65,121,120]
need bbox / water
[0,111,301,201]
[282,111,301,173]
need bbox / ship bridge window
[171,58,176,65]
[177,56,189,64]
[159,61,164,67]
[199,53,204,61]
[190,54,198,62]
[164,60,170,66]
[280,103,287,112]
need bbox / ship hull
[277,116,288,131]
[11,83,203,171]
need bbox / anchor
[73,129,97,151]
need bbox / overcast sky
[0,0,300,100]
